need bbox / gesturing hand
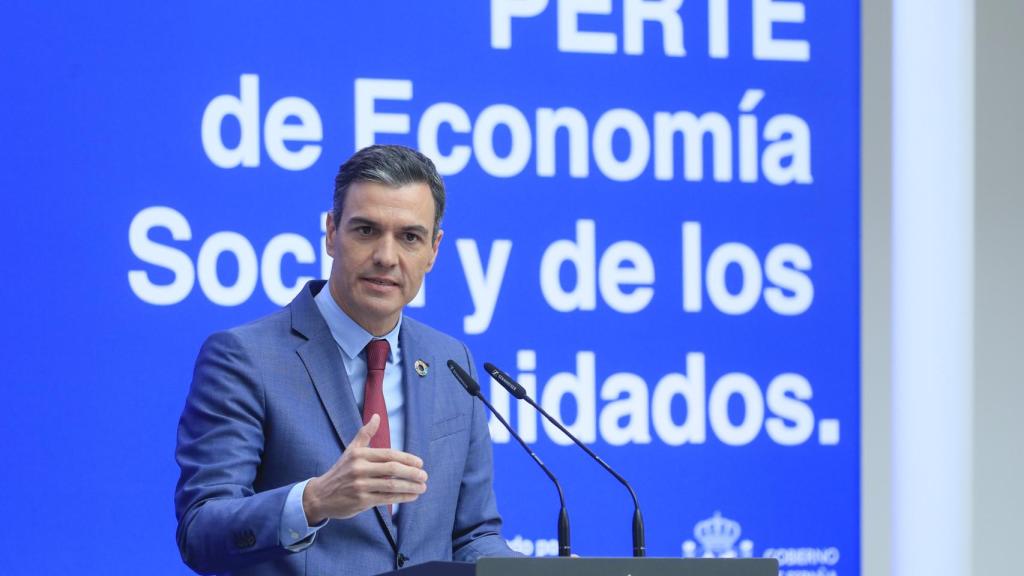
[302,414,428,524]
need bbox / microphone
[484,362,646,557]
[446,360,571,557]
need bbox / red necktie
[362,339,391,450]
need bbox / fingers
[361,448,424,469]
[362,490,422,510]
[349,415,424,470]
[312,434,429,519]
[359,475,429,497]
[363,459,429,484]
[339,439,428,484]
[351,413,380,449]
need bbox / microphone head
[446,359,481,396]
[483,362,528,399]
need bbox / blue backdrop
[0,2,859,574]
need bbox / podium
[377,557,779,576]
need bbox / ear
[426,229,443,272]
[325,212,338,258]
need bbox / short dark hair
[333,144,446,240]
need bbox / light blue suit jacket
[175,281,515,575]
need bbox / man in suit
[175,145,517,575]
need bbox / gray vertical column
[974,2,1024,575]
[861,0,892,574]
[892,2,974,576]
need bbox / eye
[356,226,373,236]
[404,232,422,243]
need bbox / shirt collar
[314,281,401,363]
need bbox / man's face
[325,180,442,336]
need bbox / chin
[358,299,403,321]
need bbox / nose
[372,235,399,268]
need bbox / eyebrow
[347,217,430,236]
[346,217,378,229]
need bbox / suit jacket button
[397,553,408,567]
[235,529,256,549]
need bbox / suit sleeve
[450,345,522,562]
[174,331,297,574]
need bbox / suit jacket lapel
[397,320,436,543]
[291,282,398,546]
[292,284,363,449]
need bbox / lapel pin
[414,359,429,377]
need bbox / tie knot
[365,339,390,372]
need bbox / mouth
[362,276,400,288]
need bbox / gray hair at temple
[332,144,446,241]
